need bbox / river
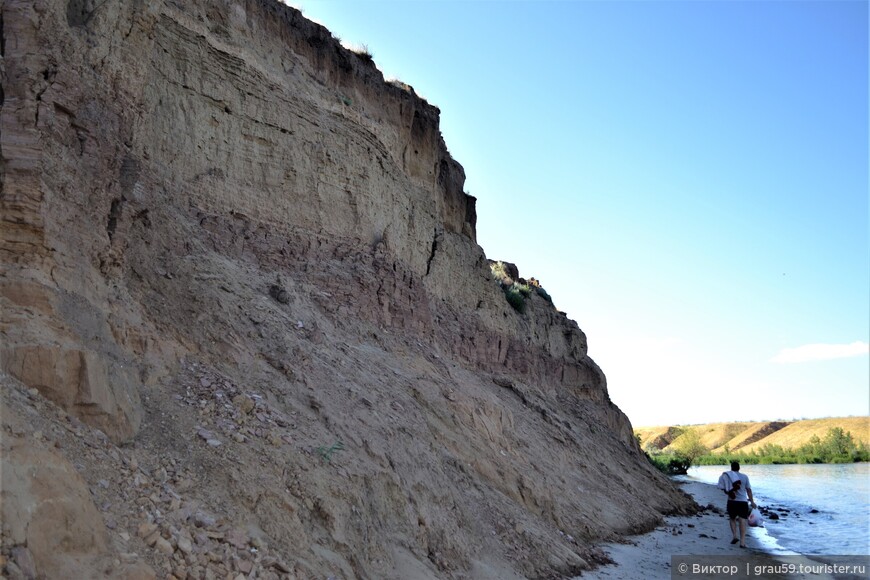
[683,463,870,556]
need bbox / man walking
[717,461,756,548]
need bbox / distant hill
[636,416,870,454]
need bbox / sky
[288,0,869,427]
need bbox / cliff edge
[0,1,694,578]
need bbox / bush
[488,261,557,313]
[351,43,373,62]
[504,286,526,313]
[648,453,691,475]
[671,427,709,465]
[535,286,553,304]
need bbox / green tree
[821,427,855,457]
[672,427,709,466]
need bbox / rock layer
[1,1,694,578]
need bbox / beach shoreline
[579,480,776,579]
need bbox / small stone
[11,546,37,579]
[4,560,23,580]
[119,532,130,542]
[154,467,168,482]
[269,284,289,304]
[206,439,222,447]
[155,537,175,555]
[493,376,514,388]
[138,522,159,539]
[237,559,253,574]
[177,536,193,554]
[144,531,161,547]
[170,498,182,511]
[233,433,246,443]
[225,528,249,549]
[119,552,139,563]
[233,395,256,414]
[263,557,290,573]
[193,512,216,528]
[194,532,209,545]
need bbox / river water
[684,463,870,556]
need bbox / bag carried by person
[748,508,764,527]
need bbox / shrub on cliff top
[504,285,527,313]
[490,261,526,313]
[489,261,555,313]
[350,43,373,62]
[489,261,512,285]
[535,286,553,304]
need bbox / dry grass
[739,416,870,453]
[694,422,763,451]
[634,426,677,451]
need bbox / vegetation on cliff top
[490,261,553,313]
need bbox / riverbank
[579,481,772,579]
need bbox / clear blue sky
[290,0,869,427]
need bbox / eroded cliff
[0,1,694,578]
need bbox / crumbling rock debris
[268,284,289,304]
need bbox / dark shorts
[727,500,751,520]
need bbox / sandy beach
[580,480,774,579]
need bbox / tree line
[642,426,869,475]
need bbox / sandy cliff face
[1,1,694,578]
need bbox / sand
[580,480,775,579]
